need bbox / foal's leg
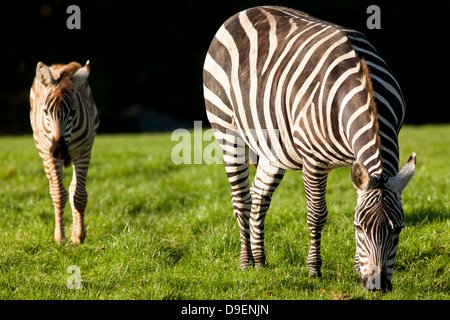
[46,160,67,244]
[69,149,92,244]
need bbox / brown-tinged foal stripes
[30,61,99,244]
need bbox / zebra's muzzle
[360,271,392,292]
[50,137,69,161]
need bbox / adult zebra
[30,61,99,245]
[203,6,416,291]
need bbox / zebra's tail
[63,154,71,168]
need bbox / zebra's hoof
[239,255,255,270]
[71,232,86,245]
[54,233,66,245]
[71,238,83,245]
[239,261,252,270]
[308,271,322,278]
[240,264,250,271]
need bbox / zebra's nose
[51,137,68,160]
[360,270,392,292]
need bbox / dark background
[1,0,448,134]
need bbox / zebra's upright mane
[360,59,375,113]
[45,62,84,106]
[360,57,382,172]
[50,62,82,90]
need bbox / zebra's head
[35,61,90,161]
[351,153,416,291]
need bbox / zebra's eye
[355,225,364,234]
[43,109,48,116]
[392,226,403,236]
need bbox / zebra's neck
[347,59,383,177]
[344,31,404,178]
[289,57,384,176]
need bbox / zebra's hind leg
[303,164,330,277]
[218,128,254,269]
[69,151,91,245]
[249,159,285,268]
[225,159,253,269]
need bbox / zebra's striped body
[203,6,415,290]
[30,61,99,245]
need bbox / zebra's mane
[360,57,382,172]
[50,62,82,91]
[360,59,376,116]
[46,62,82,103]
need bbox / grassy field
[0,124,448,300]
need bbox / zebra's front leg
[47,161,67,244]
[303,165,329,277]
[69,154,91,245]
[250,160,285,268]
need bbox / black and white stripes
[203,6,415,290]
[30,61,99,245]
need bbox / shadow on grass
[404,202,449,226]
[396,246,448,271]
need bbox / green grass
[0,124,448,300]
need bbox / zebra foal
[203,6,415,291]
[30,60,99,245]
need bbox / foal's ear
[36,62,55,87]
[72,60,90,90]
[387,153,416,193]
[351,161,378,191]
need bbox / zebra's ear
[387,152,416,193]
[36,62,55,87]
[351,161,377,191]
[72,60,90,90]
